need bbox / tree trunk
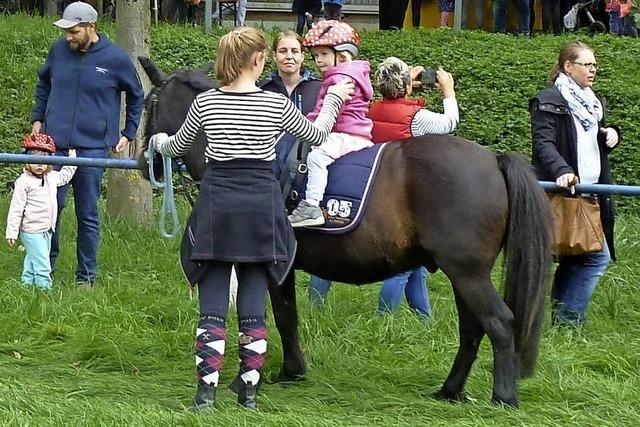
[106,0,154,224]
[46,0,57,15]
[96,0,104,16]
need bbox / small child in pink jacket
[288,20,374,227]
[5,135,76,289]
[606,0,624,34]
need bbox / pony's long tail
[498,154,553,378]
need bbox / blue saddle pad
[275,136,387,234]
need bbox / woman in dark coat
[530,41,621,327]
[260,31,321,115]
[258,31,332,304]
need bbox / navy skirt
[181,159,296,285]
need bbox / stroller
[564,0,607,33]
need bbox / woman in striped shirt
[152,27,354,412]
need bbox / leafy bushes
[1,15,639,209]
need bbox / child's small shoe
[288,200,325,228]
[34,280,52,290]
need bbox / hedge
[1,15,639,210]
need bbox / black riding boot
[190,384,217,412]
[236,316,267,410]
[237,380,259,410]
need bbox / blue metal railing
[0,153,138,169]
[0,151,180,239]
[2,152,640,241]
[538,181,640,196]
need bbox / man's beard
[69,35,90,51]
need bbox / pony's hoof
[491,395,519,408]
[433,390,473,403]
[275,370,306,384]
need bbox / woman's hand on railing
[556,172,579,194]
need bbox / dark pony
[138,58,553,407]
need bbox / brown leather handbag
[547,194,604,256]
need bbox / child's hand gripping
[7,239,15,248]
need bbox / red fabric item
[303,19,360,49]
[22,133,56,153]
[368,98,425,143]
[621,0,632,16]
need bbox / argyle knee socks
[195,314,226,389]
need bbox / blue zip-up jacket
[31,33,144,149]
[259,69,321,116]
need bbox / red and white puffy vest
[368,98,426,143]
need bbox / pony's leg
[268,271,306,381]
[435,287,485,402]
[441,270,518,407]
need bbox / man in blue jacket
[31,2,144,287]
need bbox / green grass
[1,197,640,426]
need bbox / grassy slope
[1,197,639,426]
[0,14,640,427]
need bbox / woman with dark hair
[260,31,321,115]
[530,41,621,327]
[257,31,336,306]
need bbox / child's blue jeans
[20,230,53,289]
[609,12,624,35]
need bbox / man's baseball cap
[53,2,98,29]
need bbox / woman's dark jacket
[530,85,621,260]
[259,69,321,116]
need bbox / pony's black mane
[142,70,216,148]
[172,69,217,93]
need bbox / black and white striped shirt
[158,88,343,161]
[411,98,460,137]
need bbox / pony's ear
[197,62,214,76]
[138,56,168,87]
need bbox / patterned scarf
[554,72,602,131]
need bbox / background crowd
[3,0,638,37]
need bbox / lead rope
[147,139,179,239]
